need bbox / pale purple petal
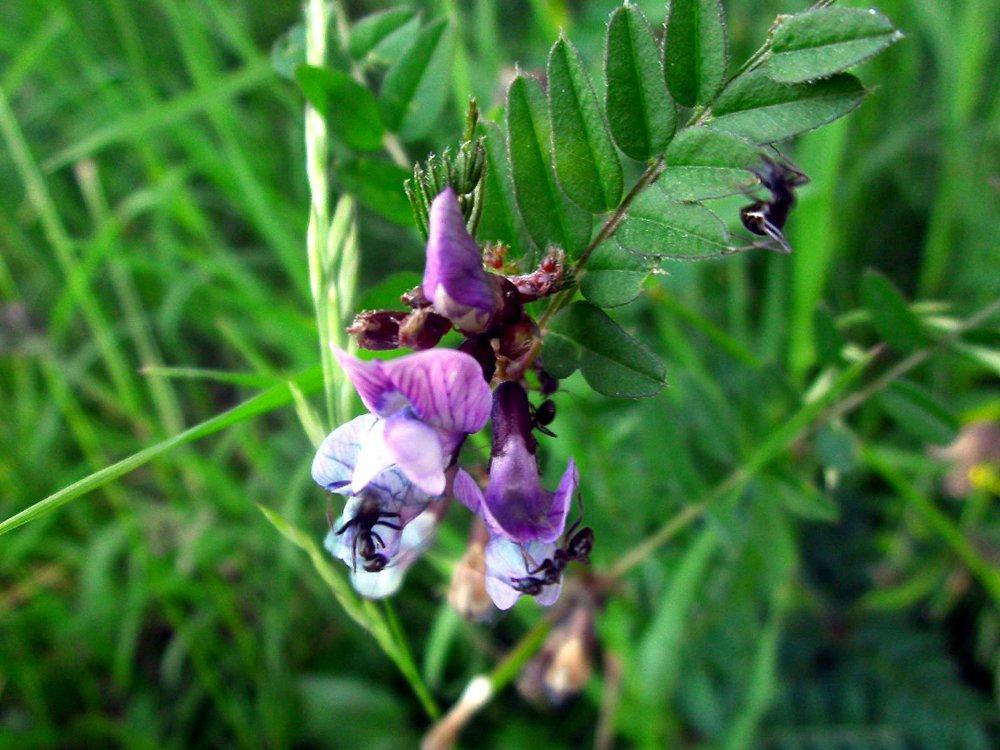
[383,412,446,495]
[349,419,396,493]
[333,347,491,436]
[312,414,380,492]
[485,575,521,611]
[483,536,560,610]
[453,469,485,513]
[380,349,491,434]
[423,188,496,329]
[332,347,408,417]
[543,458,579,543]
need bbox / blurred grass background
[1,0,998,747]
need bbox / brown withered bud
[459,337,497,382]
[507,247,565,302]
[402,284,431,309]
[398,308,452,350]
[517,602,595,707]
[498,315,539,364]
[346,310,407,350]
[447,520,492,623]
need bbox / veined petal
[383,412,446,495]
[381,349,491,434]
[349,419,396,494]
[332,347,407,417]
[333,347,491,436]
[423,188,496,325]
[483,432,547,542]
[312,414,380,492]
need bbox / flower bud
[507,247,565,302]
[398,308,452,350]
[346,310,407,351]
[459,337,497,382]
[423,188,505,335]
[517,603,595,707]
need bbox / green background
[1,0,997,747]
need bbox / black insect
[510,520,594,594]
[529,398,557,437]
[335,495,402,573]
[740,157,809,254]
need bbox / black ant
[739,156,809,254]
[529,399,557,437]
[510,520,594,595]
[335,494,402,573]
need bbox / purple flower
[476,382,578,543]
[326,347,492,496]
[451,384,580,610]
[484,536,563,610]
[313,413,438,594]
[423,188,510,334]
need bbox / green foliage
[548,37,623,212]
[506,74,592,255]
[617,191,732,259]
[605,4,676,161]
[766,6,903,84]
[379,17,454,141]
[541,301,666,397]
[707,69,867,143]
[664,0,729,107]
[297,65,384,151]
[1,1,996,748]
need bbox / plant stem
[536,156,666,331]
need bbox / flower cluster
[312,188,588,610]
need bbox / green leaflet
[477,120,529,258]
[296,66,384,152]
[580,242,652,308]
[861,269,929,352]
[541,301,665,398]
[707,70,867,143]
[664,0,728,107]
[548,36,622,212]
[379,18,454,141]
[506,74,592,255]
[658,127,761,201]
[348,7,416,60]
[766,6,902,84]
[605,4,676,161]
[617,190,732,260]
